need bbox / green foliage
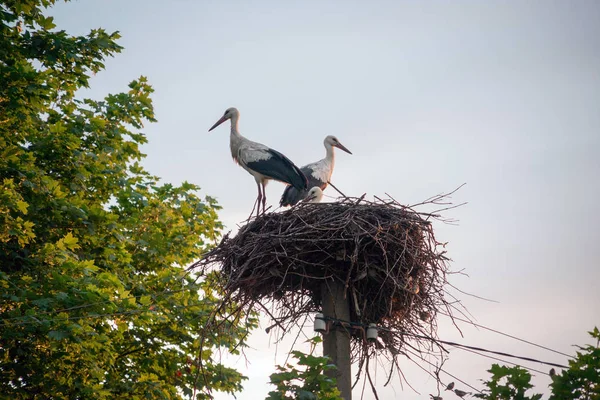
[475,328,600,400]
[266,337,342,400]
[474,364,542,400]
[1,1,257,398]
[549,327,600,400]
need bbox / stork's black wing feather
[246,148,308,191]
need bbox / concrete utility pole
[321,280,352,400]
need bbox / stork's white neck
[324,142,335,179]
[229,114,241,137]
[229,115,243,160]
[325,142,335,162]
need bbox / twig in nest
[327,180,349,200]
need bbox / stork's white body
[303,144,336,185]
[229,125,272,183]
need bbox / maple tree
[0,1,256,398]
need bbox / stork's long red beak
[335,142,352,155]
[208,116,227,132]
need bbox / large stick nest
[190,190,464,385]
[215,201,438,326]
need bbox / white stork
[209,107,308,218]
[302,187,324,203]
[280,135,351,206]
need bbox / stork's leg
[261,181,267,215]
[247,182,262,221]
[256,182,263,218]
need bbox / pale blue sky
[51,1,600,398]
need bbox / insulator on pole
[366,323,378,341]
[314,313,327,333]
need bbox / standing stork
[280,135,351,206]
[209,107,308,218]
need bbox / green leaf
[139,295,152,306]
[16,200,29,214]
[48,330,69,341]
[61,232,80,251]
[297,390,317,400]
[38,16,56,30]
